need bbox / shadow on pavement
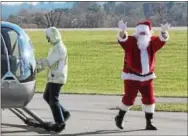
[1,123,146,135]
[1,123,52,135]
[61,129,146,136]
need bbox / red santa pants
[122,79,155,106]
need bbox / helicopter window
[9,31,19,56]
[1,28,20,78]
[1,28,12,55]
[1,28,19,56]
[1,34,8,77]
[1,35,5,54]
[1,27,36,82]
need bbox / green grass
[26,30,187,97]
[130,103,188,112]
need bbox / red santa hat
[137,20,152,30]
[136,20,152,35]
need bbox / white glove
[161,23,171,32]
[37,58,48,67]
[118,20,127,31]
[36,59,44,73]
[36,58,48,73]
[36,64,44,73]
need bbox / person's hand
[36,58,46,73]
[37,58,45,64]
[118,20,127,31]
[37,58,49,69]
[161,23,171,32]
[37,58,47,66]
[36,63,44,73]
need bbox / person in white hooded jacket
[37,27,70,132]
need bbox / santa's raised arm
[159,23,170,41]
[117,20,128,42]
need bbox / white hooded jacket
[37,27,68,84]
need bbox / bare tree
[33,12,47,27]
[148,3,168,26]
[155,3,167,23]
[5,2,187,28]
[43,8,64,27]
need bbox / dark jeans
[43,82,66,123]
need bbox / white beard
[136,34,151,74]
[137,35,151,50]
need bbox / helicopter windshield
[1,27,36,82]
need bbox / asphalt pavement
[1,94,187,136]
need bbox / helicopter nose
[1,81,17,89]
[2,81,9,88]
[1,80,36,108]
[10,81,17,88]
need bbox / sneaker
[43,121,55,131]
[44,121,55,127]
[51,122,66,133]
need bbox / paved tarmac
[1,94,188,136]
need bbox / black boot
[51,122,66,133]
[145,113,157,130]
[43,121,55,131]
[64,111,71,122]
[115,110,126,129]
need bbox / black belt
[124,63,153,77]
[131,71,153,77]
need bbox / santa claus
[115,20,170,130]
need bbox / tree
[32,12,47,27]
[86,3,103,27]
[43,8,64,27]
[154,3,167,24]
[103,2,116,14]
[7,15,19,24]
[4,2,187,28]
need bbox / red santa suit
[117,21,169,113]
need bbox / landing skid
[9,107,53,132]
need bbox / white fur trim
[140,49,149,74]
[119,102,132,111]
[142,104,155,113]
[136,24,151,36]
[121,72,156,81]
[117,31,128,42]
[159,31,169,42]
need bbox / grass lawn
[110,103,188,112]
[130,103,188,112]
[26,30,187,97]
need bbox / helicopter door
[1,28,20,79]
[1,28,36,108]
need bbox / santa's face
[135,25,152,50]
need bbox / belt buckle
[140,73,146,77]
[141,72,152,77]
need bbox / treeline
[5,2,187,28]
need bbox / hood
[45,27,62,45]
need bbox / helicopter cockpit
[1,22,54,131]
[1,21,37,108]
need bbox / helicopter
[1,21,51,131]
